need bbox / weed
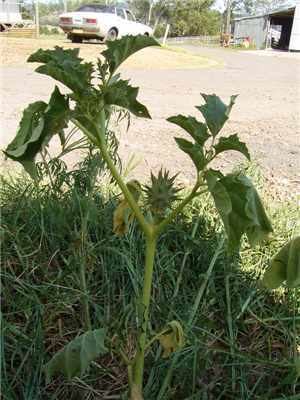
[3,35,299,399]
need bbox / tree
[130,0,222,37]
[232,0,287,15]
[166,0,221,36]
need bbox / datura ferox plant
[4,36,298,398]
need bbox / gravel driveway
[1,43,299,196]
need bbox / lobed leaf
[205,171,273,250]
[262,237,300,289]
[102,35,159,74]
[167,115,210,145]
[175,137,206,171]
[28,46,93,93]
[104,79,151,119]
[214,134,250,160]
[45,329,107,382]
[4,87,70,178]
[197,94,237,137]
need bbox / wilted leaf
[214,134,250,160]
[113,180,141,236]
[206,173,272,250]
[45,329,107,382]
[158,321,185,358]
[262,237,300,289]
[104,79,151,119]
[113,199,133,236]
[4,87,69,178]
[262,259,286,289]
[44,86,70,134]
[204,170,231,214]
[197,94,237,137]
[167,115,210,145]
[175,137,206,171]
[103,35,159,74]
[28,46,93,93]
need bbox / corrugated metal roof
[234,1,298,21]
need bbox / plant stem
[79,257,92,331]
[156,185,207,235]
[132,234,157,392]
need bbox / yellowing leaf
[113,199,133,236]
[158,320,185,358]
[126,180,142,201]
[113,180,141,236]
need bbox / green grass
[1,163,299,399]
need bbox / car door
[124,9,139,35]
[115,7,128,36]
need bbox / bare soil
[1,38,299,198]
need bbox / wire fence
[166,35,221,45]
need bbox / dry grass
[0,36,219,69]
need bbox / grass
[0,36,220,69]
[1,160,299,399]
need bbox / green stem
[73,112,152,238]
[156,185,206,235]
[132,234,157,391]
[79,256,92,331]
[100,138,152,237]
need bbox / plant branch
[71,118,100,146]
[72,114,152,237]
[156,184,207,234]
[144,327,170,351]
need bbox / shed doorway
[270,9,295,50]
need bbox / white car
[59,4,153,43]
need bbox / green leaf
[45,329,107,382]
[104,79,151,118]
[204,169,231,214]
[28,46,93,93]
[262,237,300,289]
[196,94,237,137]
[167,115,210,145]
[44,86,70,134]
[175,137,206,171]
[102,35,159,74]
[214,134,250,160]
[4,87,70,178]
[206,173,273,250]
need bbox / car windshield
[76,5,115,13]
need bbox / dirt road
[1,39,299,196]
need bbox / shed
[234,1,300,51]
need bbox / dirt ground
[1,37,299,198]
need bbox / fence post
[35,0,39,38]
[162,24,170,46]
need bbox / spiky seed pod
[144,169,181,220]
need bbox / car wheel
[71,36,83,43]
[106,28,118,41]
